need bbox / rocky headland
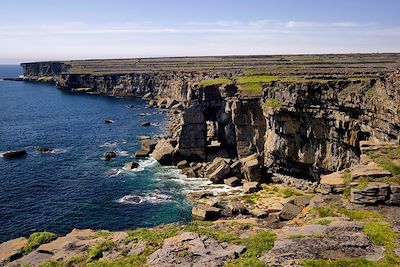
[2,54,400,266]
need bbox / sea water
[0,65,220,242]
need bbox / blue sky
[1,0,399,63]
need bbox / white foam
[117,150,129,157]
[99,142,118,148]
[117,191,174,205]
[50,148,68,154]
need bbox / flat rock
[262,222,384,266]
[320,171,345,188]
[350,182,390,205]
[147,232,245,267]
[0,237,27,265]
[242,182,261,194]
[350,162,392,179]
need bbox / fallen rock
[243,182,261,194]
[192,204,221,221]
[102,151,116,161]
[224,177,242,187]
[319,171,345,193]
[279,202,302,221]
[147,232,245,267]
[350,182,390,205]
[251,208,268,218]
[208,161,232,184]
[135,139,157,158]
[293,195,312,209]
[2,150,27,159]
[0,237,28,265]
[140,121,151,127]
[242,158,262,182]
[177,160,188,169]
[123,162,139,171]
[226,201,248,215]
[151,138,176,165]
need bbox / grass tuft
[23,232,57,255]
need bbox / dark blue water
[0,65,197,242]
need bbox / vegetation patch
[300,258,375,267]
[264,98,283,111]
[316,219,332,226]
[343,169,351,199]
[313,207,336,218]
[126,225,180,245]
[23,231,57,254]
[336,208,385,222]
[87,241,116,262]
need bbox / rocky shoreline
[1,58,400,266]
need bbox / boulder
[140,122,151,127]
[243,182,261,194]
[135,139,157,158]
[142,92,152,100]
[251,208,268,218]
[104,119,114,124]
[208,162,232,184]
[102,151,116,161]
[123,162,139,171]
[192,204,221,221]
[0,237,28,265]
[37,147,54,153]
[240,154,262,182]
[226,201,248,215]
[2,150,27,159]
[279,202,302,221]
[224,177,242,187]
[165,99,179,109]
[147,100,157,108]
[293,196,312,209]
[151,139,176,165]
[319,171,345,193]
[177,160,188,169]
[350,182,390,205]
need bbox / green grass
[95,230,113,238]
[23,232,57,254]
[343,169,351,199]
[242,193,260,204]
[379,160,400,176]
[264,98,283,111]
[336,208,385,222]
[317,219,332,226]
[301,258,376,267]
[197,77,233,87]
[313,207,336,218]
[183,221,241,244]
[88,247,156,267]
[87,241,116,262]
[225,257,267,267]
[235,75,279,95]
[125,225,181,245]
[356,180,370,190]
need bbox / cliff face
[21,62,70,77]
[174,78,400,180]
[20,62,400,180]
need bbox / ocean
[0,65,225,242]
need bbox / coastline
[1,54,400,266]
